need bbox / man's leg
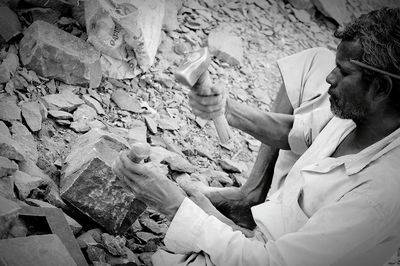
[205,84,294,229]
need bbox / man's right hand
[188,81,229,121]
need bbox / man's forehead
[336,40,362,62]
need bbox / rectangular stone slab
[0,234,76,266]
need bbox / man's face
[326,41,371,121]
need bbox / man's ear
[371,75,393,102]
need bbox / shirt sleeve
[164,191,388,266]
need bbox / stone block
[0,95,21,123]
[21,101,42,132]
[208,24,243,66]
[10,121,38,163]
[0,195,20,238]
[0,156,18,178]
[41,91,84,112]
[61,128,146,233]
[19,20,101,86]
[0,234,76,266]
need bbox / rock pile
[0,0,399,265]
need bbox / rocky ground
[0,0,400,265]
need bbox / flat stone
[0,134,25,162]
[144,116,158,134]
[0,95,21,123]
[19,20,101,86]
[126,120,147,144]
[111,89,142,113]
[25,198,82,235]
[163,154,196,173]
[208,24,243,66]
[21,101,42,132]
[13,170,46,199]
[0,176,15,199]
[48,110,73,120]
[73,104,97,122]
[219,158,248,173]
[139,212,168,235]
[70,121,90,133]
[56,119,71,126]
[10,121,38,163]
[312,0,351,26]
[157,115,180,131]
[0,156,18,178]
[0,52,19,84]
[82,94,105,115]
[0,6,21,42]
[61,128,146,233]
[0,121,11,138]
[0,195,20,238]
[41,91,84,112]
[0,234,76,266]
[288,0,313,9]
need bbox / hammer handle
[197,72,233,144]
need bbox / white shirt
[163,116,400,266]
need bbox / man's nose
[326,68,337,85]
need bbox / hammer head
[175,47,211,87]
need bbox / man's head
[326,8,400,122]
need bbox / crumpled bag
[85,0,165,79]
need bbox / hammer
[175,47,233,144]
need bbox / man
[114,7,400,266]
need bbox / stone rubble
[0,0,398,265]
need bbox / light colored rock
[25,198,82,235]
[0,195,20,238]
[163,154,196,173]
[163,0,179,31]
[13,170,46,199]
[0,134,25,162]
[0,156,18,178]
[157,115,180,131]
[73,104,97,122]
[41,91,84,112]
[219,158,248,173]
[0,176,15,199]
[70,121,90,133]
[0,95,21,123]
[208,24,243,66]
[201,169,233,186]
[48,110,73,120]
[311,0,351,26]
[10,121,38,163]
[19,20,101,86]
[0,121,11,138]
[127,120,147,144]
[0,52,19,84]
[111,89,142,113]
[144,116,158,134]
[21,101,42,132]
[82,94,105,115]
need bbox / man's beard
[330,95,370,122]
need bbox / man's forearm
[226,99,293,150]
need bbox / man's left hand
[113,151,186,221]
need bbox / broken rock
[48,110,74,120]
[19,20,101,86]
[219,158,248,173]
[0,121,10,138]
[13,170,46,200]
[163,154,196,173]
[0,95,21,123]
[0,195,20,238]
[41,91,84,112]
[0,51,19,84]
[311,0,351,26]
[111,89,142,113]
[208,24,243,66]
[21,101,42,132]
[0,6,22,42]
[82,94,105,115]
[73,104,97,122]
[0,134,25,162]
[61,128,146,233]
[10,121,38,163]
[0,156,18,178]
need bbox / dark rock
[101,233,126,256]
[311,0,351,26]
[61,129,146,233]
[19,20,101,86]
[20,7,61,24]
[0,6,21,42]
[0,195,20,238]
[21,101,42,132]
[0,156,18,178]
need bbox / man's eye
[340,69,348,76]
